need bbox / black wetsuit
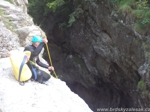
[24,42,50,83]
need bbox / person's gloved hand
[48,66,54,71]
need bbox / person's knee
[45,74,50,81]
[41,71,50,81]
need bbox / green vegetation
[142,35,150,61]
[110,0,150,34]
[46,0,75,27]
[3,19,14,32]
[47,0,65,12]
[6,0,13,4]
[0,9,4,16]
[28,0,53,26]
[137,79,150,98]
[28,0,150,31]
[68,5,83,27]
[142,90,149,97]
[28,0,93,27]
[0,9,14,32]
[137,80,146,91]
[28,0,72,27]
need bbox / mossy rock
[72,55,88,72]
[6,0,13,4]
[142,90,149,96]
[137,80,146,91]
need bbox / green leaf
[47,0,65,12]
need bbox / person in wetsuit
[24,36,54,83]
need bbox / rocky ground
[0,57,92,112]
[0,1,92,112]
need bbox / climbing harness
[29,60,53,78]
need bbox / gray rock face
[0,20,19,58]
[0,0,45,58]
[38,0,150,111]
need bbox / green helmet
[31,36,42,43]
